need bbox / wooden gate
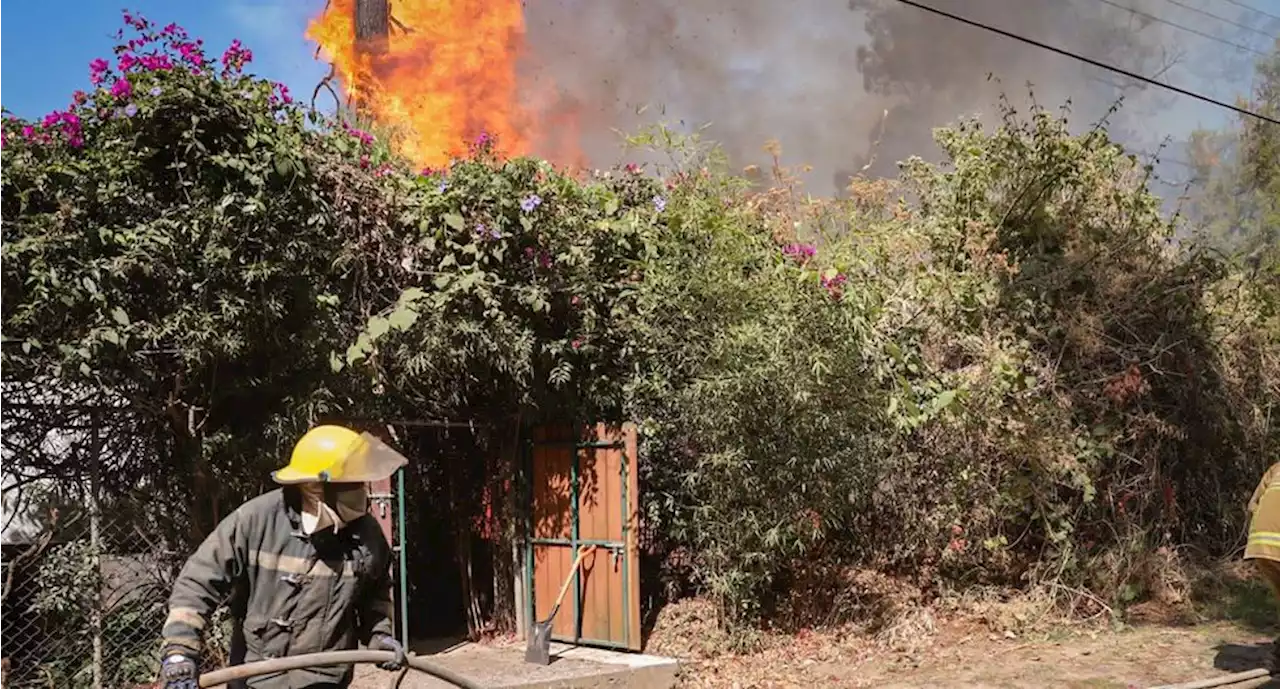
[524,423,641,651]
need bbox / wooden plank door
[526,422,641,651]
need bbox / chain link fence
[0,388,237,688]
[2,489,180,689]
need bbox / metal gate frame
[368,468,410,644]
[521,422,640,651]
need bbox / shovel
[525,544,597,665]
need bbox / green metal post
[570,423,581,643]
[396,467,409,644]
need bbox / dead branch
[0,512,60,605]
[312,64,342,113]
[389,14,414,34]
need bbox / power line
[1211,0,1280,25]
[1154,0,1278,42]
[1092,0,1269,56]
[888,0,1280,126]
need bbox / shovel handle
[550,545,598,613]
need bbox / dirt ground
[354,564,1280,688]
[643,564,1280,689]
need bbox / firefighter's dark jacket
[161,487,395,688]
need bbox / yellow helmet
[272,425,409,485]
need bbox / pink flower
[176,42,204,66]
[118,53,138,72]
[220,39,253,73]
[359,155,370,169]
[21,125,34,139]
[72,90,88,105]
[269,82,293,107]
[89,58,110,85]
[139,55,173,71]
[571,340,582,350]
[111,78,133,99]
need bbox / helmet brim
[271,431,408,485]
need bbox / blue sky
[1,0,330,119]
[2,0,1277,149]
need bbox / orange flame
[307,0,568,169]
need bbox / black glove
[160,652,199,689]
[371,634,406,671]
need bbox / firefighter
[1245,462,1280,666]
[158,425,409,689]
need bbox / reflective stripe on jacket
[162,488,395,688]
[1246,463,1280,562]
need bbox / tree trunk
[354,0,389,46]
[350,0,389,120]
[489,421,519,635]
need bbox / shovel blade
[524,621,554,665]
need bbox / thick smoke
[518,0,1195,193]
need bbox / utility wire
[1212,0,1280,25]
[1092,0,1269,56]
[888,0,1280,126]
[1154,0,1278,41]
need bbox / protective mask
[332,484,369,524]
[297,483,367,534]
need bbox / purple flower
[89,58,110,85]
[110,78,133,99]
[782,243,817,262]
[475,223,502,240]
[149,86,162,97]
[438,181,448,193]
[124,104,138,117]
[520,195,542,212]
[653,195,667,212]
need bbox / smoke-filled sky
[3,0,1278,195]
[518,0,1278,192]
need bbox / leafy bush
[4,11,1276,643]
[1,13,405,546]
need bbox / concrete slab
[349,639,679,689]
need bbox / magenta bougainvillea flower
[89,58,111,85]
[220,39,253,74]
[110,78,133,99]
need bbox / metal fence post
[89,416,104,689]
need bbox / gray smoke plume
[518,0,1228,194]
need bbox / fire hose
[1148,667,1274,689]
[197,650,485,689]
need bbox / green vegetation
[2,12,1277,656]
